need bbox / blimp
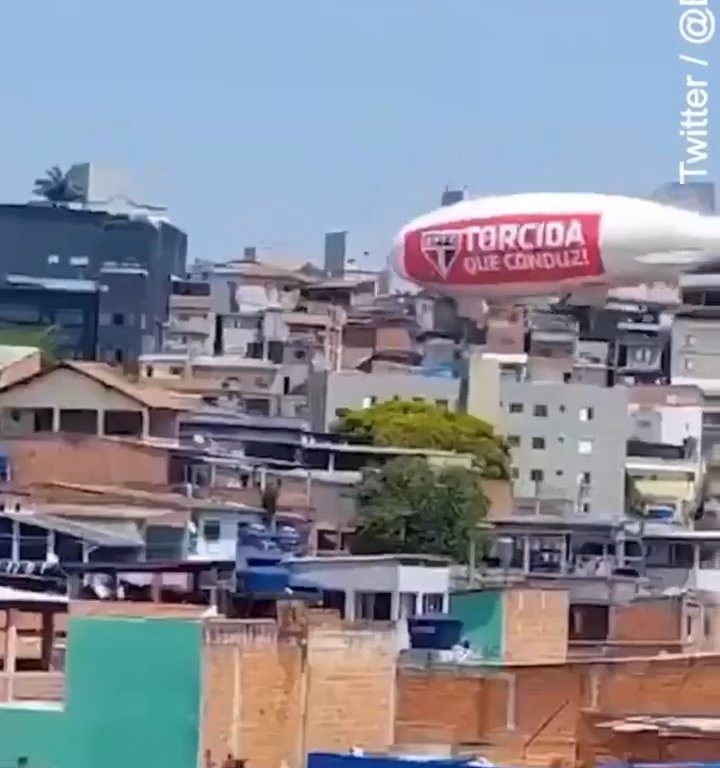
[390,192,720,306]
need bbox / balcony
[168,294,212,312]
[0,672,65,703]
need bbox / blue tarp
[308,754,492,768]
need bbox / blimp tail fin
[637,250,710,267]
[650,182,716,214]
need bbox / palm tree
[32,166,85,204]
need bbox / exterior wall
[396,654,720,764]
[502,588,568,664]
[0,615,202,768]
[448,590,503,659]
[500,380,629,517]
[672,315,720,388]
[0,205,187,364]
[310,371,461,431]
[629,403,703,447]
[611,597,682,643]
[287,559,450,620]
[202,619,396,768]
[0,367,139,412]
[3,434,170,486]
[466,354,502,428]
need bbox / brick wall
[5,435,170,486]
[503,589,568,664]
[202,618,396,768]
[396,654,720,765]
[611,597,682,642]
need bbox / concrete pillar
[150,573,162,603]
[96,409,105,436]
[522,535,531,574]
[10,521,19,562]
[5,609,16,700]
[40,611,54,670]
[344,589,355,620]
[559,535,568,575]
[51,408,60,433]
[390,590,400,621]
[141,409,150,439]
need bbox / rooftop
[0,360,197,411]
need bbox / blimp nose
[389,229,409,281]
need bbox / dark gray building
[0,203,187,363]
[0,274,99,359]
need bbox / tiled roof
[65,361,195,410]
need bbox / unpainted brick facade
[396,654,720,765]
[202,619,396,768]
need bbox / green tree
[350,456,487,562]
[333,399,510,479]
[0,325,59,364]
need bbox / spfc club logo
[420,230,462,279]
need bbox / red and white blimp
[391,192,720,302]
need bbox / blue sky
[0,0,717,268]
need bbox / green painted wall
[449,590,503,659]
[0,616,203,768]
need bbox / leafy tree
[334,399,510,479]
[350,456,487,562]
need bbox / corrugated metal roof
[0,509,143,547]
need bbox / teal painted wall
[0,616,203,768]
[0,708,66,767]
[449,590,503,659]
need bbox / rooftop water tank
[408,614,462,650]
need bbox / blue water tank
[242,566,290,593]
[408,614,463,650]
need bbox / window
[169,366,184,376]
[532,437,546,450]
[579,407,595,422]
[582,471,592,484]
[112,312,125,326]
[534,404,548,417]
[559,405,566,413]
[335,407,349,417]
[530,469,544,482]
[178,313,191,321]
[361,396,377,409]
[684,358,694,371]
[69,255,89,267]
[582,502,591,514]
[578,439,594,455]
[511,467,519,479]
[422,593,445,613]
[508,402,524,413]
[435,399,449,410]
[203,519,221,542]
[507,435,521,447]
[556,469,564,476]
[47,254,60,265]
[283,376,290,395]
[145,366,154,378]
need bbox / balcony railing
[0,672,65,703]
